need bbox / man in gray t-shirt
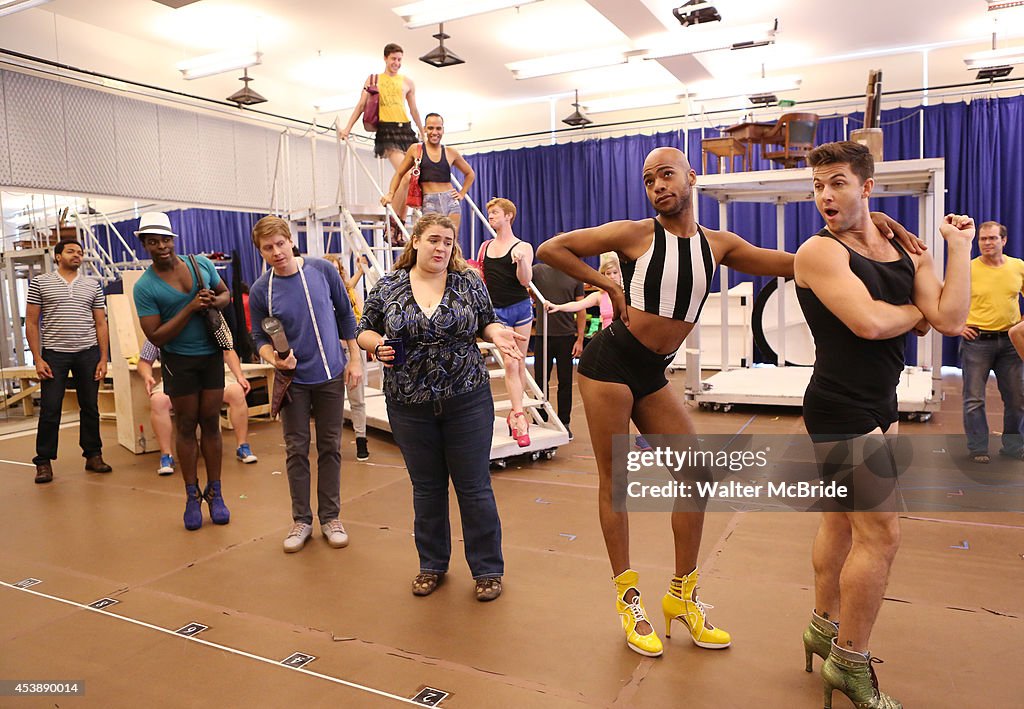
[531,263,585,437]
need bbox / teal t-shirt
[133,255,222,356]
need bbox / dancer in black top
[794,141,973,709]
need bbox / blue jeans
[960,336,1024,456]
[387,386,503,579]
[34,346,102,465]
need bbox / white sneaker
[283,522,313,553]
[322,519,349,548]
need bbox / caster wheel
[918,412,932,423]
[722,404,733,413]
[544,449,556,460]
[531,451,541,462]
[490,458,507,470]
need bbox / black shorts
[161,351,225,398]
[577,320,675,399]
[802,386,897,442]
[374,121,417,157]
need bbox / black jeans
[535,334,576,426]
[34,346,102,465]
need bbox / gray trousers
[280,376,346,525]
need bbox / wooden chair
[760,113,819,169]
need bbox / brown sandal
[412,572,444,597]
[969,453,991,464]
[475,576,503,602]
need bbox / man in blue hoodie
[249,216,362,553]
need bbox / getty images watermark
[612,434,1023,514]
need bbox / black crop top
[418,144,451,184]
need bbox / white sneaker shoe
[283,522,313,553]
[322,519,349,548]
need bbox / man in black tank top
[794,141,975,709]
[537,146,924,662]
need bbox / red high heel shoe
[507,411,531,447]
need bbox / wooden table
[701,136,748,174]
[720,121,776,172]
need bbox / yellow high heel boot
[661,567,731,649]
[803,610,839,672]
[613,569,663,657]
[821,638,902,709]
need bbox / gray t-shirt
[532,263,584,338]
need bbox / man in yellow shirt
[959,221,1024,462]
[341,43,425,236]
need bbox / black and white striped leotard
[620,218,716,323]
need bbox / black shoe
[356,437,369,461]
[84,455,112,473]
[566,427,574,441]
[35,462,53,484]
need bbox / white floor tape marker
[0,580,423,706]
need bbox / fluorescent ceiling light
[313,94,360,114]
[176,49,262,80]
[507,48,636,80]
[583,91,686,114]
[394,0,543,30]
[0,0,52,16]
[964,45,1024,68]
[644,20,777,60]
[691,75,801,101]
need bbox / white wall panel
[4,71,67,190]
[114,95,161,197]
[64,84,118,195]
[197,115,237,206]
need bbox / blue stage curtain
[465,96,1024,366]
[109,209,266,288]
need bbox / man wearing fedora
[27,239,111,484]
[132,212,233,530]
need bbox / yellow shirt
[967,256,1024,330]
[377,73,408,123]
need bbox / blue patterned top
[359,268,499,404]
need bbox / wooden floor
[1,367,1021,708]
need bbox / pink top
[600,291,614,329]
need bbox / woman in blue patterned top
[358,213,525,602]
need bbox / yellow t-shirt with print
[967,256,1024,330]
[377,73,408,123]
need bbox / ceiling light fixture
[987,0,1024,10]
[0,0,52,17]
[976,65,1014,79]
[642,19,778,60]
[583,91,686,114]
[507,47,633,80]
[420,24,465,68]
[177,49,262,80]
[226,68,267,106]
[748,92,777,106]
[562,90,593,127]
[963,44,1024,69]
[394,0,543,30]
[691,74,801,102]
[313,94,360,114]
[672,1,721,27]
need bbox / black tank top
[483,241,531,307]
[418,144,451,183]
[796,228,915,408]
